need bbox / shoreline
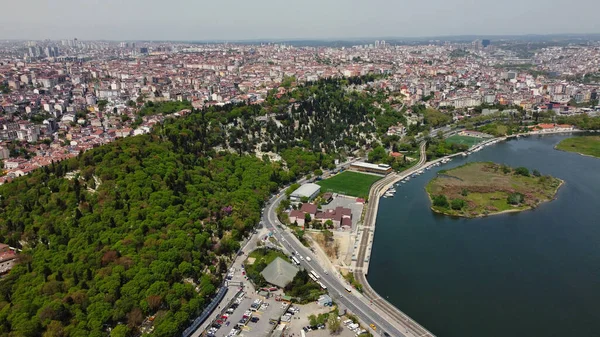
[553,136,600,159]
[351,130,585,337]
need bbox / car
[212,323,221,329]
[250,317,260,323]
[369,324,377,331]
[383,332,391,337]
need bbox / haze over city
[2,0,600,40]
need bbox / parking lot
[207,290,291,337]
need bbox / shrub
[515,167,530,176]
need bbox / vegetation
[308,312,330,326]
[244,249,290,288]
[0,75,412,336]
[343,272,363,293]
[426,162,562,217]
[138,100,193,117]
[425,136,469,160]
[555,136,600,158]
[317,171,381,199]
[328,314,342,334]
[284,270,325,303]
[445,135,484,147]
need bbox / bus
[308,274,317,281]
[310,270,320,280]
[291,256,300,265]
[317,281,327,290]
[345,286,352,293]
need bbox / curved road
[263,146,434,337]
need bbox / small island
[426,162,563,218]
[555,136,600,158]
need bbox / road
[353,142,436,337]
[261,153,431,337]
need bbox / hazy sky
[2,0,599,41]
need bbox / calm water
[369,134,600,337]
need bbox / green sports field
[445,135,484,147]
[317,171,382,198]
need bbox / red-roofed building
[0,243,17,274]
[288,209,305,228]
[300,203,318,216]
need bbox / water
[368,134,600,337]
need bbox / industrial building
[289,183,321,203]
[349,161,392,175]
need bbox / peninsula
[426,162,563,217]
[555,136,600,158]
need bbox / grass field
[445,135,484,147]
[317,171,382,198]
[555,136,600,158]
[426,162,562,218]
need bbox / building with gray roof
[260,257,299,288]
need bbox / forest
[0,76,410,337]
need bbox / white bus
[291,256,300,265]
[310,270,320,280]
[308,274,317,281]
[317,281,327,290]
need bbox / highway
[353,142,436,337]
[261,155,430,337]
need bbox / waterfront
[368,134,600,337]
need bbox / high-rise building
[482,39,491,48]
[375,40,380,48]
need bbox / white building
[289,183,321,203]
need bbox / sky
[2,0,599,41]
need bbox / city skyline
[2,0,600,41]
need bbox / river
[368,134,600,337]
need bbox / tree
[368,146,387,163]
[432,195,449,208]
[507,192,524,205]
[532,169,541,177]
[327,313,342,334]
[451,198,466,210]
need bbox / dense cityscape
[1,39,600,183]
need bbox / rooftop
[260,257,299,288]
